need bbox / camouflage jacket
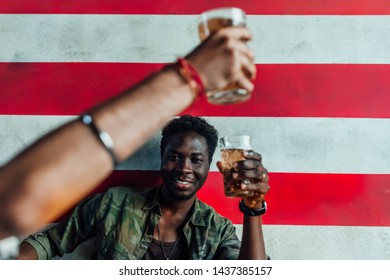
[24,186,241,259]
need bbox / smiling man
[18,115,270,260]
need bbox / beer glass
[198,7,251,105]
[219,135,254,197]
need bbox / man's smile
[172,177,195,190]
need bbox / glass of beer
[219,135,254,197]
[198,7,251,105]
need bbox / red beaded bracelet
[176,58,205,101]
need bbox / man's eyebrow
[191,152,206,157]
[166,150,206,157]
[167,149,179,154]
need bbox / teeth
[175,180,192,185]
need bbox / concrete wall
[1,2,390,260]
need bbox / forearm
[91,65,194,161]
[238,215,266,260]
[0,66,193,239]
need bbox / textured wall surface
[1,1,390,260]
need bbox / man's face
[161,131,211,201]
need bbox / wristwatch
[239,199,267,216]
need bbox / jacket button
[102,248,108,254]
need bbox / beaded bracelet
[80,114,119,168]
[176,58,205,101]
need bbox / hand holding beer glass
[218,135,270,209]
[198,7,254,105]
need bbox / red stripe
[1,63,390,118]
[1,0,390,15]
[58,170,390,227]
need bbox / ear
[216,161,223,173]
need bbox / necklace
[156,224,180,260]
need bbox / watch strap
[239,199,267,216]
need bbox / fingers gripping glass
[198,7,251,105]
[219,135,254,197]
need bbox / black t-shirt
[142,236,189,260]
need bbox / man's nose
[178,158,192,173]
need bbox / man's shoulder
[196,199,233,226]
[104,186,154,195]
[100,186,157,203]
[93,186,158,217]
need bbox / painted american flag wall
[0,1,390,259]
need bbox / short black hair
[160,115,218,163]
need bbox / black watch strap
[239,199,267,216]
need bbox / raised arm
[0,26,256,240]
[218,150,270,259]
[238,151,269,259]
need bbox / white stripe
[1,15,390,63]
[1,115,389,174]
[0,115,72,165]
[240,225,390,260]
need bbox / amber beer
[198,18,239,41]
[219,135,254,197]
[198,8,250,105]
